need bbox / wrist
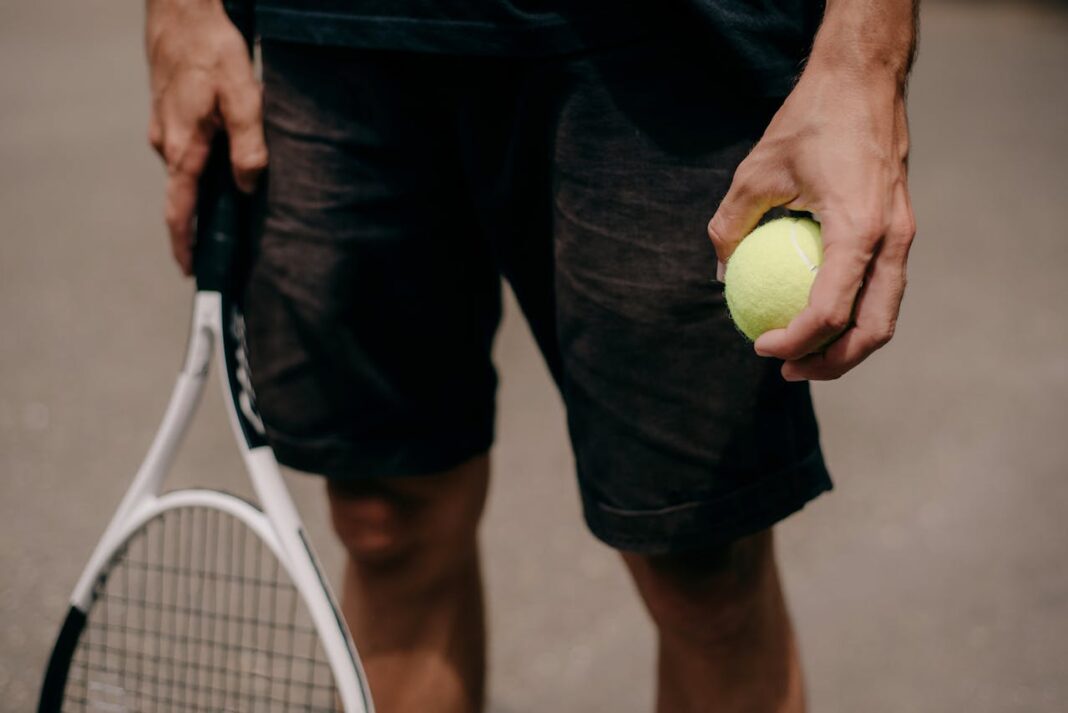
[805,0,917,87]
[802,51,909,100]
[806,42,910,89]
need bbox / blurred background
[2,0,1066,711]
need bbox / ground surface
[2,1,1067,711]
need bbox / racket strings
[64,506,340,712]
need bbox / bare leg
[622,530,804,713]
[327,455,490,713]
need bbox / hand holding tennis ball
[704,10,917,381]
[724,217,823,341]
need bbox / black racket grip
[192,1,256,294]
[193,140,255,294]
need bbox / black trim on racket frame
[37,608,87,713]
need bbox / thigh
[551,37,832,554]
[246,41,502,480]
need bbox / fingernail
[716,260,726,282]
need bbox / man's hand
[146,0,267,274]
[708,0,918,381]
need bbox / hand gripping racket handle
[193,4,269,450]
[193,1,256,296]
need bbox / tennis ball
[723,217,822,341]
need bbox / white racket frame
[62,290,374,713]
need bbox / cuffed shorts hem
[264,425,495,481]
[580,450,833,555]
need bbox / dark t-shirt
[251,1,824,96]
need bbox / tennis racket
[36,71,375,713]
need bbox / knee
[624,530,776,647]
[326,455,489,580]
[328,487,423,569]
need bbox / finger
[780,243,905,380]
[777,185,915,379]
[219,64,267,193]
[780,320,885,382]
[753,229,871,360]
[165,170,199,275]
[707,158,796,262]
[780,329,873,382]
[162,126,212,275]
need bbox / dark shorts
[245,34,832,554]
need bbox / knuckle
[899,212,918,240]
[706,217,726,247]
[163,138,186,167]
[856,216,885,245]
[166,139,209,177]
[733,154,761,181]
[219,32,246,57]
[839,209,885,246]
[891,214,917,248]
[147,125,163,152]
[816,309,851,336]
[872,322,896,349]
[164,205,185,236]
[233,146,268,174]
[730,167,758,200]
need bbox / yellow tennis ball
[724,217,823,341]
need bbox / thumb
[707,159,794,263]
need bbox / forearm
[808,0,919,85]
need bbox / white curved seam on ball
[789,220,818,273]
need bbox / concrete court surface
[2,1,1067,711]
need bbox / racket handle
[193,141,256,294]
[193,1,256,294]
